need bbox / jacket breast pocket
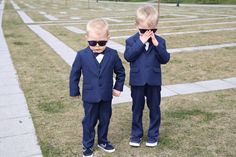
[131,68,139,73]
[153,67,161,73]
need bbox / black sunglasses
[139,29,157,34]
[88,40,107,46]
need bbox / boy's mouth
[93,48,103,53]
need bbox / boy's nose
[96,43,99,47]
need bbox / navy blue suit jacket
[70,47,125,103]
[124,33,170,86]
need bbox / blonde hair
[135,5,159,27]
[86,18,109,36]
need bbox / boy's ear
[107,34,110,40]
[85,34,88,40]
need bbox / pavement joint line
[0,131,35,139]
[0,115,31,121]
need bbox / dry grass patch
[162,47,236,85]
[25,10,48,21]
[42,25,87,50]
[111,30,236,48]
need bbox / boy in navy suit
[124,5,170,147]
[70,18,125,157]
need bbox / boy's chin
[92,48,106,53]
[93,50,103,53]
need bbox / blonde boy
[124,5,170,147]
[70,18,125,157]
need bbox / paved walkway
[111,27,236,39]
[66,25,236,54]
[80,0,236,8]
[11,0,236,104]
[1,1,234,157]
[108,21,236,32]
[25,15,236,26]
[64,26,85,34]
[0,1,42,156]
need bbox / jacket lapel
[99,48,111,75]
[86,47,100,75]
[134,32,140,43]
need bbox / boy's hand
[113,89,121,97]
[139,30,152,44]
[151,32,159,46]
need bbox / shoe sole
[97,145,115,153]
[129,142,140,147]
[83,154,93,157]
[146,142,158,147]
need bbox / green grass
[3,0,236,156]
[166,108,216,122]
[38,101,65,113]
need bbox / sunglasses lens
[139,29,157,33]
[152,29,157,33]
[88,41,107,46]
[98,41,107,46]
[139,29,147,34]
[88,41,97,46]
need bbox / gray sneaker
[98,142,115,153]
[146,141,158,147]
[129,138,141,147]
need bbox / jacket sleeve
[155,38,170,64]
[69,53,82,96]
[113,52,125,91]
[124,38,144,62]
